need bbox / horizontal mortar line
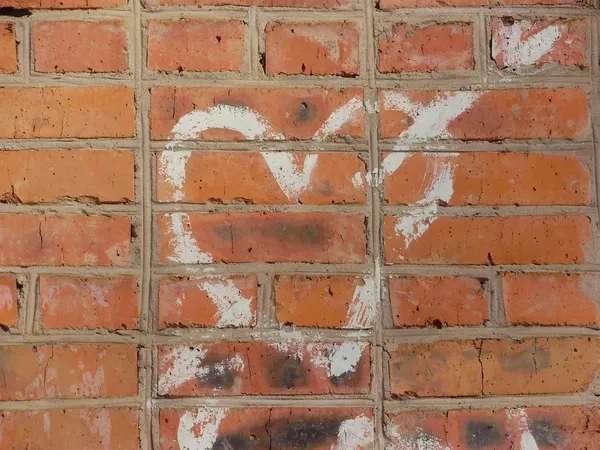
[382,393,597,413]
[0,77,136,87]
[141,5,365,13]
[24,10,135,19]
[0,267,141,276]
[382,325,600,341]
[374,79,592,89]
[152,204,372,213]
[381,264,600,275]
[152,265,374,276]
[139,8,250,18]
[0,204,141,214]
[381,205,598,216]
[149,141,370,151]
[151,328,375,341]
[151,263,373,274]
[377,142,593,152]
[141,9,365,18]
[142,77,370,88]
[153,397,376,408]
[0,397,143,411]
[0,139,140,148]
[374,6,597,15]
[377,75,592,85]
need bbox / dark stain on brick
[270,356,308,389]
[295,101,316,124]
[529,418,560,447]
[212,434,254,449]
[498,345,550,373]
[464,420,504,449]
[271,419,340,448]
[266,221,326,245]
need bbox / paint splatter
[177,408,227,450]
[262,152,318,201]
[198,279,254,327]
[166,213,214,264]
[334,414,375,449]
[493,21,562,69]
[345,277,375,329]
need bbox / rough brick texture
[2,0,599,446]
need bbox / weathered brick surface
[3,0,600,444]
[33,21,128,73]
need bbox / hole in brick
[259,53,266,72]
[215,35,222,43]
[0,7,31,17]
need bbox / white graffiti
[198,278,254,328]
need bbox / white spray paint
[309,341,367,379]
[507,409,539,450]
[159,151,191,202]
[392,154,458,248]
[493,21,562,69]
[177,408,227,450]
[79,409,112,450]
[352,172,364,189]
[262,152,318,201]
[314,96,363,140]
[81,367,105,397]
[199,279,254,327]
[166,213,214,264]
[159,346,244,394]
[386,423,451,450]
[333,415,375,449]
[0,285,14,311]
[382,91,481,146]
[345,278,375,329]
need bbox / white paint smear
[334,415,375,449]
[386,424,451,450]
[310,342,367,379]
[0,285,14,311]
[352,171,364,189]
[177,408,227,450]
[159,150,191,202]
[166,213,214,264]
[262,152,318,201]
[314,96,363,140]
[507,409,539,450]
[199,279,254,327]
[383,91,481,146]
[345,278,375,329]
[493,21,562,69]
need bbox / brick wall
[0,0,599,446]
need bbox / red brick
[0,150,134,204]
[265,22,359,76]
[379,0,580,8]
[40,275,139,330]
[0,344,137,400]
[160,407,374,449]
[151,87,364,141]
[491,18,587,71]
[379,88,589,141]
[383,152,590,206]
[0,23,17,74]
[383,215,592,265]
[378,22,474,73]
[0,87,135,139]
[0,408,140,450]
[386,406,600,449]
[144,0,354,8]
[0,274,18,329]
[147,20,245,73]
[33,21,128,73]
[158,212,366,264]
[502,273,600,326]
[481,337,599,395]
[274,275,374,329]
[159,275,257,329]
[156,151,366,204]
[0,214,131,267]
[158,341,370,396]
[388,276,487,327]
[388,337,599,397]
[0,0,125,7]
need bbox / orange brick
[481,337,599,395]
[378,22,474,73]
[159,275,258,329]
[388,276,487,327]
[379,0,580,8]
[158,212,366,264]
[0,408,140,450]
[0,344,138,400]
[389,337,599,397]
[503,273,600,326]
[491,18,587,71]
[0,87,134,139]
[33,21,128,73]
[0,23,17,74]
[383,215,591,265]
[147,20,245,73]
[155,151,366,204]
[158,341,370,396]
[265,22,359,76]
[0,150,134,204]
[386,407,600,449]
[0,214,131,267]
[274,275,374,329]
[383,152,590,206]
[0,0,125,7]
[0,274,18,329]
[160,407,374,449]
[40,275,139,330]
[379,88,589,141]
[151,87,364,141]
[144,0,353,7]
